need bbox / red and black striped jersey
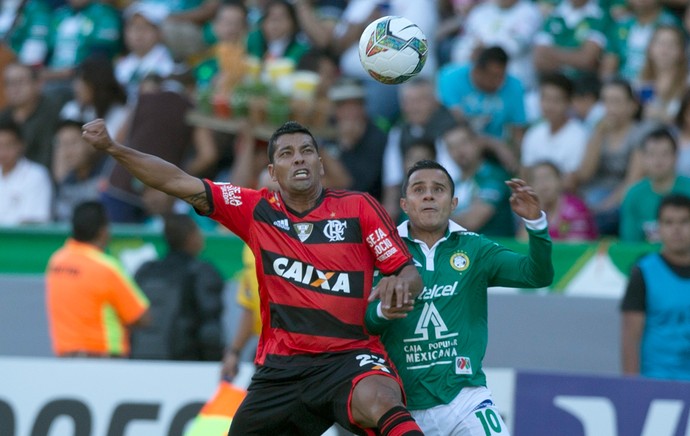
[203,180,412,367]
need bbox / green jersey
[366,220,553,410]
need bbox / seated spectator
[130,213,224,361]
[0,62,64,169]
[52,119,106,222]
[437,46,526,171]
[247,0,310,66]
[571,77,645,236]
[673,89,690,177]
[571,72,605,134]
[520,161,598,241]
[520,72,589,180]
[140,0,220,64]
[445,121,516,237]
[450,0,542,91]
[0,117,52,225]
[0,0,51,66]
[637,25,688,125]
[43,0,123,100]
[60,55,129,141]
[381,77,457,222]
[620,127,690,242]
[533,0,606,79]
[323,77,387,200]
[601,0,681,82]
[115,2,176,105]
[194,1,249,96]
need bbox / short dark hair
[641,126,677,153]
[0,116,23,140]
[402,159,455,198]
[657,194,690,219]
[476,46,509,69]
[267,121,318,164]
[55,118,84,132]
[573,72,601,98]
[72,201,108,242]
[163,213,198,251]
[540,72,574,99]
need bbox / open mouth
[293,169,309,179]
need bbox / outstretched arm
[82,119,210,214]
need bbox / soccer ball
[358,16,428,85]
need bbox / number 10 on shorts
[475,408,504,435]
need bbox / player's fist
[81,119,115,151]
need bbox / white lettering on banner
[554,396,690,436]
[272,257,351,293]
[220,184,242,206]
[366,228,398,262]
[418,282,458,300]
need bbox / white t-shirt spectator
[0,158,52,225]
[520,118,589,173]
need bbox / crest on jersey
[294,223,314,242]
[323,220,347,242]
[450,252,470,271]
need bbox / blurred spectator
[43,0,123,100]
[45,200,150,358]
[621,193,690,382]
[101,74,217,223]
[394,138,437,224]
[0,117,52,225]
[437,46,527,171]
[323,77,387,200]
[247,0,309,65]
[435,0,481,66]
[445,121,515,237]
[115,2,176,104]
[601,0,681,82]
[533,0,606,79]
[194,1,248,96]
[520,72,588,180]
[620,127,690,242]
[450,0,542,91]
[520,160,598,241]
[571,73,605,133]
[673,90,690,177]
[571,77,645,236]
[59,55,129,140]
[637,25,688,124]
[0,0,51,66]
[52,119,106,222]
[292,0,346,49]
[130,213,224,361]
[0,62,64,168]
[381,77,457,222]
[139,0,220,63]
[292,47,341,129]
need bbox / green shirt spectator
[0,0,52,66]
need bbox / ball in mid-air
[358,15,428,85]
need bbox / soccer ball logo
[358,16,428,85]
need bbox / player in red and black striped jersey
[83,119,424,436]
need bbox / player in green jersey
[366,160,554,435]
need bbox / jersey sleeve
[359,194,412,275]
[620,265,646,312]
[483,227,554,288]
[201,180,263,241]
[105,259,150,325]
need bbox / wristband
[522,210,547,231]
[376,302,392,320]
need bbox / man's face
[539,84,570,123]
[445,128,481,171]
[213,5,246,42]
[401,168,457,233]
[0,131,24,172]
[473,62,506,93]
[658,205,690,255]
[268,132,323,193]
[642,138,676,180]
[3,65,39,107]
[401,84,437,125]
[124,15,160,56]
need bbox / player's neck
[280,186,324,213]
[409,226,446,249]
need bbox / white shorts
[410,386,510,436]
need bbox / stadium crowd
[0,0,689,242]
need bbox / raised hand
[505,178,541,220]
[81,119,115,151]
